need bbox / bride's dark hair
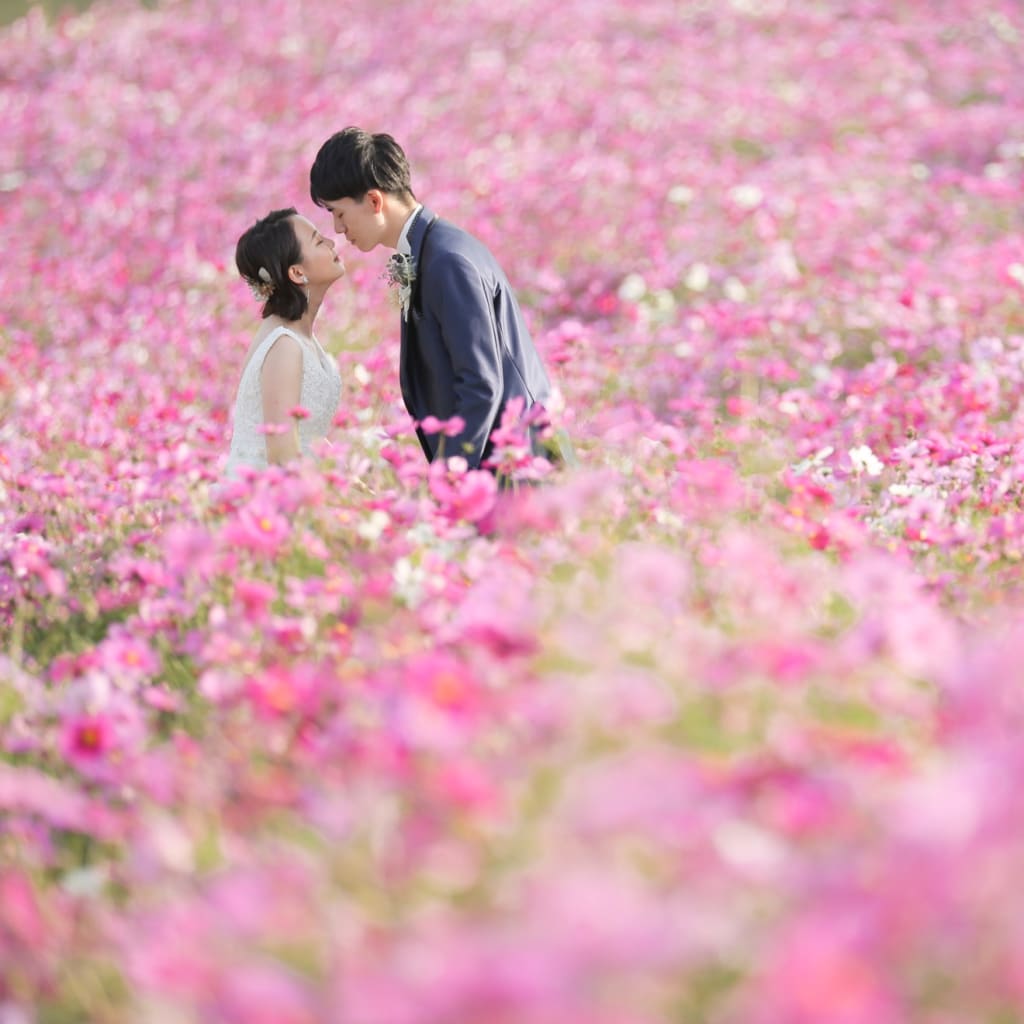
[235,208,308,321]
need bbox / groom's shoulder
[431,216,474,246]
[429,218,494,264]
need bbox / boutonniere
[383,253,415,317]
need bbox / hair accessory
[248,266,275,302]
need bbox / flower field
[2,0,1024,1020]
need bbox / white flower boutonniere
[384,253,415,318]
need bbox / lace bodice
[224,325,341,477]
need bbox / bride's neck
[290,292,323,337]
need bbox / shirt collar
[396,204,423,257]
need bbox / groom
[310,127,560,470]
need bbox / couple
[225,127,563,481]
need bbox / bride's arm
[260,334,303,464]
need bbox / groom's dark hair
[310,127,415,205]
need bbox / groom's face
[321,193,382,253]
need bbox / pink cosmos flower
[58,714,115,774]
[245,662,326,719]
[403,649,481,715]
[611,542,691,611]
[96,628,160,686]
[159,522,219,583]
[446,564,539,657]
[420,414,465,437]
[0,870,46,951]
[432,759,501,814]
[142,687,180,712]
[428,457,498,524]
[7,534,65,598]
[214,963,320,1024]
[742,915,903,1024]
[672,458,745,517]
[483,397,541,479]
[233,577,277,618]
[125,903,219,1004]
[0,764,119,838]
[747,638,823,685]
[221,502,291,557]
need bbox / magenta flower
[403,649,481,715]
[427,457,498,524]
[244,662,326,719]
[419,414,465,438]
[221,502,291,557]
[58,714,115,773]
[233,577,277,619]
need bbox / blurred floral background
[2,0,1024,1021]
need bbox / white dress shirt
[395,204,422,318]
[396,204,423,257]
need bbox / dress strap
[247,325,307,376]
[260,324,307,350]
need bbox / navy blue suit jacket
[399,208,553,468]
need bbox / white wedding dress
[224,324,342,478]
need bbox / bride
[225,208,345,477]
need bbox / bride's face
[292,215,345,287]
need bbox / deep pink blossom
[58,714,116,772]
[427,457,498,524]
[221,502,291,557]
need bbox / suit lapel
[407,205,437,267]
[399,306,412,408]
[398,207,437,412]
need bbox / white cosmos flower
[724,277,748,302]
[889,483,922,497]
[849,444,884,476]
[729,184,764,209]
[685,263,710,292]
[357,509,390,541]
[667,184,695,206]
[618,273,647,302]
